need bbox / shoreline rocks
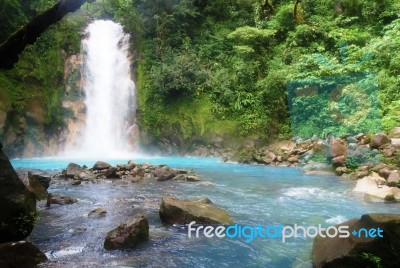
[56,161,203,185]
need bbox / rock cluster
[224,129,400,201]
[60,161,202,185]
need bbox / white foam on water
[282,187,341,199]
[46,246,84,259]
[325,215,348,225]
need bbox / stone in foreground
[104,214,149,250]
[159,196,233,225]
[312,214,400,268]
[0,241,47,268]
[0,147,37,242]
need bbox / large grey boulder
[104,214,149,250]
[159,196,233,225]
[93,161,111,171]
[0,147,37,243]
[65,163,82,178]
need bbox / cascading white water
[70,20,138,158]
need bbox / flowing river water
[11,157,399,268]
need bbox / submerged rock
[88,208,107,218]
[154,166,176,181]
[0,240,47,268]
[312,214,400,268]
[46,193,77,207]
[301,161,334,175]
[0,147,37,243]
[104,214,149,250]
[159,196,233,225]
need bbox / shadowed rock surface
[0,147,36,242]
[0,241,47,268]
[312,214,400,268]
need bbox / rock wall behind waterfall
[0,52,86,158]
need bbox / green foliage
[346,156,360,169]
[3,0,400,147]
[14,210,40,236]
[0,7,88,128]
[0,0,58,43]
[361,252,383,268]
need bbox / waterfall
[67,20,138,158]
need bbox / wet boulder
[93,161,111,171]
[159,196,233,225]
[104,214,149,250]
[65,163,82,178]
[0,241,47,268]
[312,214,400,268]
[76,169,95,181]
[27,174,48,200]
[28,171,51,189]
[0,147,37,243]
[88,208,107,218]
[154,166,176,181]
[46,193,77,207]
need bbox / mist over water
[65,20,138,159]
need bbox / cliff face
[0,1,92,157]
[0,53,86,158]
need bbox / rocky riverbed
[188,127,400,202]
[2,128,400,267]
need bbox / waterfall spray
[66,20,138,158]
